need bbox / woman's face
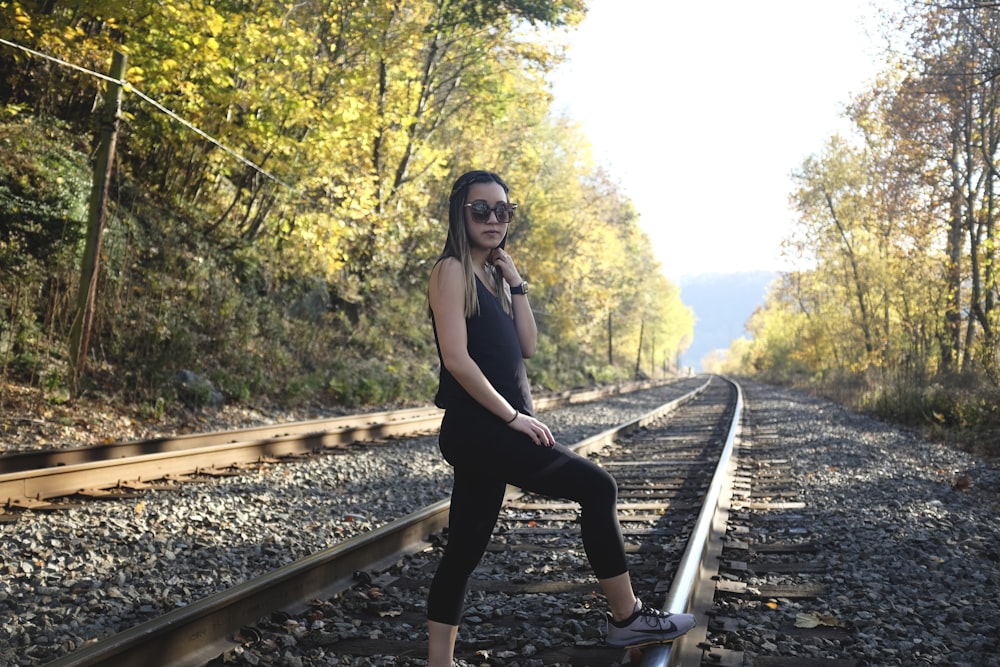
[464,181,509,251]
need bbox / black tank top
[433,275,532,413]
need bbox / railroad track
[0,381,667,514]
[702,389,862,667]
[41,376,743,667]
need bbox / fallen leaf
[795,612,820,628]
[795,611,839,628]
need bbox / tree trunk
[634,319,644,378]
[607,311,613,365]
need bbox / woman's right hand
[509,412,556,448]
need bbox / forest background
[0,0,694,426]
[2,1,999,459]
[707,1,1000,456]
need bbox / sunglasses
[465,200,517,224]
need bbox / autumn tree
[0,0,696,405]
[736,0,1000,395]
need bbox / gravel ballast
[715,381,1000,667]
[0,382,700,665]
[2,378,998,666]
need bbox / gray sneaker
[605,599,696,648]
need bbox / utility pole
[634,318,644,378]
[69,50,126,394]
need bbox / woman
[426,170,695,663]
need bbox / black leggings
[426,403,628,626]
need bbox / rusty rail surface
[0,380,665,474]
[2,380,671,510]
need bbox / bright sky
[550,0,891,280]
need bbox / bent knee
[586,467,619,506]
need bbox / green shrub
[0,116,88,273]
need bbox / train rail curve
[38,377,742,666]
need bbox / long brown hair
[434,170,512,318]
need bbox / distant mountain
[678,271,779,371]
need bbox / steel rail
[42,378,711,667]
[641,377,743,667]
[42,500,453,667]
[0,407,447,474]
[1,417,432,507]
[1,381,674,508]
[0,380,666,474]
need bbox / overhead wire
[0,35,293,191]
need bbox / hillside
[0,1,694,409]
[678,271,778,371]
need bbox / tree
[0,0,702,404]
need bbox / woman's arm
[509,286,537,358]
[430,258,516,420]
[429,257,553,447]
[488,248,536,357]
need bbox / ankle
[611,597,641,622]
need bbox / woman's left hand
[489,248,522,287]
[508,411,556,448]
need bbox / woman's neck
[470,251,495,290]
[470,248,491,267]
